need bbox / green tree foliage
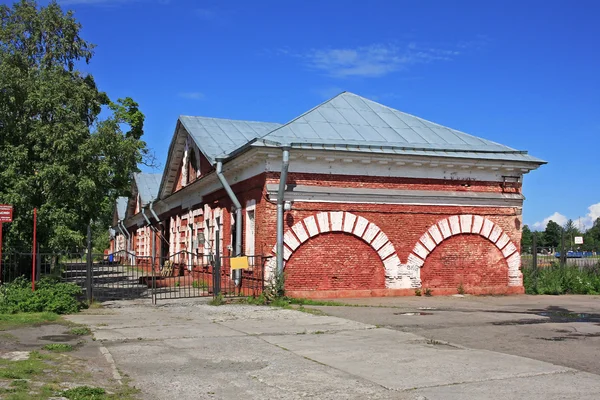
[521,225,533,253]
[0,1,150,252]
[543,220,563,249]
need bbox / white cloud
[282,42,463,78]
[532,212,568,230]
[531,203,600,231]
[178,92,204,100]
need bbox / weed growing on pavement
[414,289,422,296]
[424,288,433,297]
[43,343,74,352]
[209,294,225,306]
[70,326,91,336]
[457,282,465,295]
[192,280,208,289]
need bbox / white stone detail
[420,233,436,251]
[330,211,344,231]
[316,212,330,233]
[343,212,357,233]
[407,253,425,268]
[428,225,443,244]
[371,232,389,251]
[378,242,395,260]
[353,216,369,237]
[292,223,309,243]
[506,252,521,270]
[438,219,452,238]
[495,233,510,250]
[460,215,473,233]
[480,219,494,238]
[283,245,293,261]
[489,225,503,243]
[362,223,380,243]
[472,215,484,234]
[449,216,461,235]
[383,255,401,273]
[413,242,429,260]
[502,242,518,258]
[284,230,300,251]
[304,216,319,237]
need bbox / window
[245,200,256,265]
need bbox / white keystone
[489,225,503,243]
[316,212,330,233]
[449,216,461,235]
[495,233,510,250]
[413,242,429,260]
[472,215,484,234]
[362,223,380,243]
[353,216,369,237]
[460,215,473,233]
[438,219,452,238]
[292,223,309,243]
[330,211,344,231]
[284,230,300,251]
[502,242,518,258]
[420,233,436,251]
[407,253,425,268]
[304,216,319,237]
[343,212,357,233]
[371,232,389,250]
[428,225,443,244]
[480,219,494,238]
[378,242,395,260]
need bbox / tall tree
[543,220,563,249]
[521,225,533,253]
[0,0,150,252]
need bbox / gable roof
[179,116,281,165]
[116,196,128,220]
[235,92,544,164]
[134,173,161,206]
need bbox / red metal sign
[0,205,12,223]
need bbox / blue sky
[23,0,600,229]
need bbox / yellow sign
[230,256,250,270]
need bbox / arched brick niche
[268,211,414,289]
[407,215,522,288]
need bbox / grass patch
[0,277,84,314]
[43,343,74,352]
[208,294,225,306]
[70,326,92,336]
[524,264,600,295]
[0,351,48,379]
[0,312,60,331]
[61,386,106,399]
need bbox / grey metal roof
[116,197,128,220]
[134,173,161,206]
[251,92,545,164]
[179,116,281,165]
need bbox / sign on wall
[0,205,12,223]
[574,236,584,245]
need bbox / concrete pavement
[66,298,600,400]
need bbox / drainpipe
[276,148,290,276]
[116,222,127,253]
[216,160,243,285]
[149,202,160,222]
[120,220,132,264]
[141,208,152,226]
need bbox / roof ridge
[179,115,281,126]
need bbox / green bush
[523,263,600,295]
[0,277,83,314]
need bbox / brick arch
[407,215,522,287]
[268,212,411,289]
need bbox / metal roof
[178,116,281,165]
[116,196,128,220]
[250,92,545,164]
[134,173,161,206]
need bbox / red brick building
[110,92,545,297]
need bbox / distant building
[110,92,545,297]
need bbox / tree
[543,220,563,249]
[521,225,533,253]
[0,0,150,252]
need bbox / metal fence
[0,248,267,303]
[521,235,600,272]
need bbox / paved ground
[312,295,600,375]
[66,297,600,400]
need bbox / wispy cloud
[531,203,600,231]
[178,92,205,100]
[279,42,465,78]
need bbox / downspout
[119,220,132,264]
[276,148,290,276]
[216,160,243,285]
